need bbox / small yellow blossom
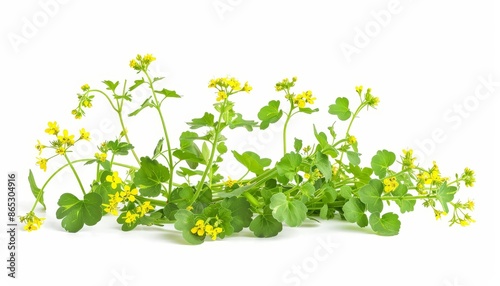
[347,135,357,145]
[129,59,138,69]
[216,90,228,102]
[55,147,66,155]
[95,152,107,162]
[120,185,138,202]
[124,211,139,224]
[36,157,48,172]
[103,192,123,216]
[243,81,252,93]
[224,177,238,188]
[191,219,206,236]
[383,177,399,193]
[434,209,446,220]
[355,85,363,95]
[106,171,122,189]
[136,201,155,217]
[205,223,223,240]
[20,212,45,232]
[35,140,45,155]
[143,54,156,64]
[81,83,90,91]
[58,129,75,146]
[465,199,474,211]
[462,168,475,187]
[402,149,416,169]
[79,128,90,140]
[82,99,92,108]
[45,121,59,135]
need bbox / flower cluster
[401,149,416,170]
[356,85,379,108]
[208,77,252,101]
[275,76,297,92]
[293,90,316,108]
[461,168,476,187]
[383,177,399,193]
[416,161,447,193]
[449,199,475,226]
[20,212,45,232]
[129,53,156,71]
[190,218,224,240]
[35,121,90,171]
[71,84,94,119]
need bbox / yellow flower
[55,147,66,155]
[136,201,155,217]
[79,128,90,140]
[191,219,206,236]
[293,90,316,108]
[347,135,357,145]
[383,177,399,193]
[205,223,223,240]
[224,177,238,188]
[95,152,107,162]
[82,99,92,108]
[57,129,75,146]
[81,83,90,91]
[72,109,83,119]
[143,54,156,64]
[35,140,45,155]
[216,90,228,102]
[103,192,123,216]
[434,209,446,220]
[20,212,45,232]
[120,185,138,202]
[24,222,38,232]
[124,211,139,224]
[459,219,470,227]
[106,171,122,189]
[45,121,59,135]
[36,157,48,172]
[355,85,363,95]
[129,59,138,69]
[243,81,252,93]
[465,199,474,211]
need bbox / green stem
[381,195,436,201]
[282,100,295,155]
[117,107,140,164]
[64,154,86,195]
[89,89,118,112]
[144,70,174,194]
[191,100,227,205]
[339,102,367,163]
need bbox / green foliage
[25,54,476,244]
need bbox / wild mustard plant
[23,54,476,244]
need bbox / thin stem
[191,100,227,205]
[339,102,367,163]
[117,108,140,164]
[144,70,174,194]
[381,194,437,201]
[282,99,295,155]
[64,154,86,195]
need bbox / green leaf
[258,100,283,129]
[313,125,338,158]
[392,183,408,197]
[276,152,302,182]
[340,185,352,199]
[201,142,210,164]
[293,138,303,153]
[174,209,204,245]
[107,140,134,156]
[128,96,153,117]
[163,203,179,220]
[128,78,145,91]
[347,151,361,166]
[342,198,366,226]
[155,88,181,98]
[221,197,253,233]
[371,150,396,178]
[217,142,228,154]
[348,164,373,185]
[369,212,401,236]
[249,207,283,238]
[328,97,351,121]
[187,112,215,129]
[301,182,316,197]
[270,193,308,227]
[319,204,329,220]
[315,151,332,182]
[228,113,258,131]
[55,193,103,233]
[436,183,457,213]
[153,138,164,157]
[102,80,119,92]
[232,151,272,175]
[394,194,416,213]
[28,170,46,210]
[133,157,170,197]
[298,107,319,114]
[322,186,337,203]
[358,179,384,213]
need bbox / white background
[1,1,499,285]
